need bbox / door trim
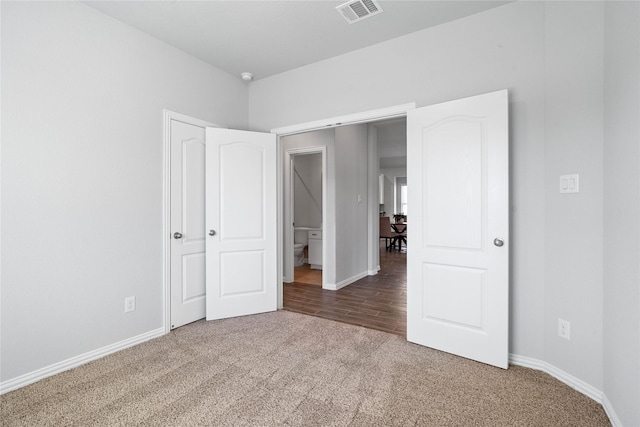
[162,110,219,334]
[272,103,416,309]
[271,103,416,136]
[283,146,328,288]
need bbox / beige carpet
[1,311,610,426]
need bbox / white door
[406,90,509,369]
[170,118,209,329]
[205,128,277,320]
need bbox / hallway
[283,243,406,336]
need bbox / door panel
[182,253,206,302]
[423,264,485,328]
[407,90,509,369]
[220,251,265,295]
[170,120,207,329]
[183,140,206,241]
[424,118,484,250]
[206,128,277,320]
[220,143,265,240]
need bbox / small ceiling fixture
[336,0,383,24]
[240,72,254,82]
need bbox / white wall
[250,0,547,364]
[293,153,322,228]
[543,1,604,390]
[334,125,369,284]
[1,2,248,382]
[603,2,640,425]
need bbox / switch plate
[560,174,579,193]
[124,296,136,313]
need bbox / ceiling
[85,0,511,81]
[85,1,510,166]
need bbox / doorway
[291,152,324,287]
[280,116,409,334]
[283,145,328,289]
[276,91,509,369]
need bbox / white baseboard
[601,393,623,427]
[324,271,368,291]
[0,327,165,395]
[509,353,621,427]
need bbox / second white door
[407,90,509,369]
[205,128,278,320]
[170,117,210,329]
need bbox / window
[400,184,407,216]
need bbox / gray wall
[248,1,639,423]
[293,153,322,229]
[335,125,369,284]
[603,2,640,425]
[1,2,248,382]
[543,1,604,390]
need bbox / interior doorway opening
[278,112,409,336]
[291,152,324,287]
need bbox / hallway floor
[293,263,322,286]
[283,243,407,336]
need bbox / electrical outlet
[558,318,571,340]
[124,296,136,313]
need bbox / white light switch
[560,174,579,193]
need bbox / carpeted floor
[1,311,610,426]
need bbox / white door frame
[283,147,327,288]
[162,110,220,334]
[272,103,415,308]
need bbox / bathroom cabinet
[308,230,322,270]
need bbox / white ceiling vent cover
[336,0,383,24]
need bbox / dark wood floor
[283,242,407,336]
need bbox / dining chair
[380,216,405,250]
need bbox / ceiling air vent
[336,0,383,24]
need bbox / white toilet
[293,227,310,267]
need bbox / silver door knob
[209,230,216,236]
[494,238,504,247]
[173,232,183,239]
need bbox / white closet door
[205,128,277,320]
[407,90,509,369]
